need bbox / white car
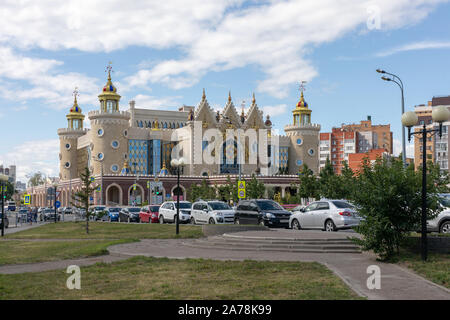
[191,200,235,224]
[428,195,450,233]
[158,201,192,224]
[289,200,361,231]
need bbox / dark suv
[235,199,291,228]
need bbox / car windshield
[44,209,54,213]
[149,206,160,212]
[256,200,283,211]
[95,207,106,210]
[128,208,141,212]
[109,208,120,212]
[175,202,192,209]
[331,201,354,209]
[208,202,231,210]
[438,197,450,208]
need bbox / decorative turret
[159,162,169,176]
[292,89,312,126]
[121,160,130,175]
[98,62,121,113]
[66,88,85,129]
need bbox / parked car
[105,207,121,222]
[18,208,29,223]
[191,200,235,224]
[139,205,160,223]
[289,200,361,232]
[291,204,306,212]
[428,195,450,234]
[234,199,291,227]
[158,201,192,224]
[0,212,9,228]
[90,206,107,221]
[40,208,61,222]
[119,207,141,222]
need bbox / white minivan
[158,201,192,224]
[191,200,235,224]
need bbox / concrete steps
[183,233,361,254]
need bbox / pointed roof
[220,91,240,128]
[244,93,265,129]
[194,89,217,127]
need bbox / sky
[1,0,450,182]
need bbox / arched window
[106,100,116,112]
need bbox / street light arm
[385,71,404,89]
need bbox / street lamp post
[377,69,406,166]
[92,156,104,205]
[53,183,58,224]
[401,105,450,261]
[170,157,186,235]
[0,174,8,237]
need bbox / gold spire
[228,90,232,103]
[252,92,256,105]
[202,88,206,101]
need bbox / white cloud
[0,0,446,99]
[131,94,183,110]
[393,138,414,159]
[0,47,100,110]
[0,139,59,182]
[375,40,450,57]
[261,104,288,117]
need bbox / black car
[119,207,141,222]
[234,199,291,228]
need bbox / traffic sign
[238,180,246,199]
[24,194,31,205]
[55,201,61,209]
[90,177,95,182]
[147,181,150,188]
[96,186,101,192]
[133,184,136,191]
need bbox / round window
[111,164,119,172]
[111,140,119,149]
[97,128,104,137]
[65,143,71,150]
[308,148,315,156]
[65,162,71,168]
[296,138,303,145]
[97,153,104,160]
[296,159,303,166]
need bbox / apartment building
[414,96,450,171]
[320,116,392,174]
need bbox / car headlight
[266,213,275,218]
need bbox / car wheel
[234,218,240,225]
[209,218,215,224]
[258,219,265,227]
[292,219,301,230]
[108,216,111,222]
[325,219,337,232]
[159,215,164,224]
[440,221,450,234]
[190,217,196,224]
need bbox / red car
[139,205,160,223]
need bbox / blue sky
[1,0,450,182]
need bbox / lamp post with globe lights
[401,105,450,261]
[0,174,8,237]
[170,157,186,235]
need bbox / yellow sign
[238,180,246,199]
[24,194,31,205]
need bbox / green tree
[296,164,319,200]
[26,172,46,187]
[71,167,96,234]
[318,158,340,199]
[2,181,15,201]
[351,157,442,260]
[246,174,265,199]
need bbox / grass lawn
[5,222,204,240]
[0,257,362,300]
[0,239,132,266]
[396,249,449,289]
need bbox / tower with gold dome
[87,64,131,177]
[284,85,321,174]
[57,88,87,181]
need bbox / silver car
[428,195,450,233]
[289,200,361,231]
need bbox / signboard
[23,194,31,205]
[90,177,95,182]
[55,201,61,209]
[0,186,7,192]
[238,180,246,199]
[96,186,101,192]
[133,184,137,191]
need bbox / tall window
[106,100,116,112]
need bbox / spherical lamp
[432,105,450,123]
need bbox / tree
[2,181,15,201]
[26,172,46,187]
[351,157,443,260]
[71,167,96,234]
[318,158,340,199]
[296,164,320,200]
[246,174,265,199]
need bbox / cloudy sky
[0,0,449,182]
